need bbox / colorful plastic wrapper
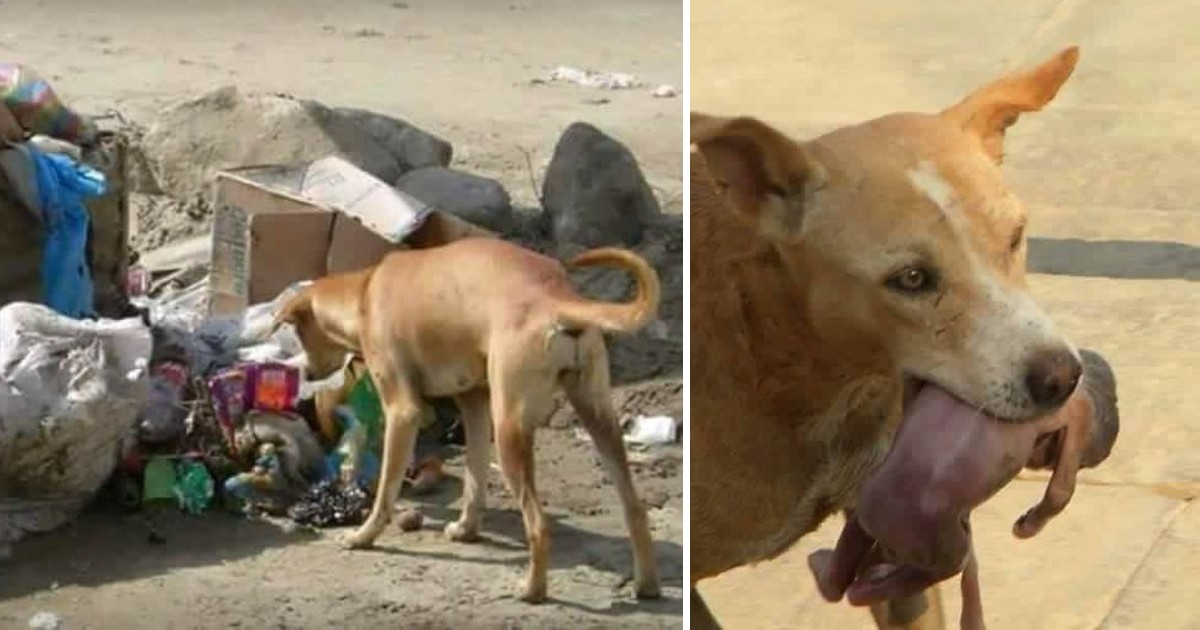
[0,63,97,143]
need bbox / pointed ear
[691,111,826,240]
[941,46,1080,163]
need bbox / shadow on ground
[1029,237,1200,280]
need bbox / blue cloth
[28,147,105,318]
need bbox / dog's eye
[1010,225,1026,252]
[886,267,938,294]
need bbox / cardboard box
[208,156,492,316]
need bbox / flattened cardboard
[298,155,431,243]
[209,158,494,316]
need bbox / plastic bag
[29,147,107,318]
[137,360,190,445]
[0,303,151,550]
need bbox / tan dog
[272,237,662,603]
[690,47,1120,629]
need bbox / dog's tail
[555,248,661,334]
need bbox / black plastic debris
[287,480,369,528]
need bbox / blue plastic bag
[29,147,106,318]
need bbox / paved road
[691,1,1200,627]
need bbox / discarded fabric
[29,146,106,318]
[0,64,97,143]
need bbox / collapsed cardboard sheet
[209,156,493,316]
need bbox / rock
[140,86,401,205]
[336,108,452,172]
[396,508,424,532]
[396,167,515,233]
[541,122,661,248]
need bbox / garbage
[546,66,643,90]
[287,478,370,528]
[327,405,381,491]
[26,611,62,630]
[30,145,108,318]
[0,63,97,143]
[652,84,678,98]
[208,367,248,450]
[222,443,287,515]
[141,456,177,504]
[623,415,681,446]
[172,459,214,515]
[138,359,190,444]
[0,303,151,550]
[244,362,301,412]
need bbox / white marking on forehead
[906,160,958,216]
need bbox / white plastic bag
[0,303,152,552]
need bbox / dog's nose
[1025,348,1083,410]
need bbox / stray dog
[690,47,1119,629]
[272,237,662,603]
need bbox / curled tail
[556,248,661,333]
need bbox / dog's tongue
[850,385,1060,588]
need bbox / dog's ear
[269,290,313,337]
[941,46,1079,164]
[691,112,826,240]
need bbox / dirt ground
[0,1,683,628]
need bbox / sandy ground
[0,1,683,628]
[692,0,1200,628]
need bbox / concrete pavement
[691,1,1200,627]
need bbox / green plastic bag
[142,456,177,505]
[346,373,384,453]
[172,460,215,515]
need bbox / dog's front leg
[342,363,422,550]
[445,389,493,542]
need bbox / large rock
[336,108,452,172]
[396,166,515,234]
[140,86,402,205]
[541,122,661,248]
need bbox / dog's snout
[1024,348,1083,410]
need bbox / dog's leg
[560,334,661,600]
[869,587,946,630]
[492,382,551,603]
[445,388,492,542]
[342,353,421,550]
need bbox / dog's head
[693,47,1082,423]
[270,286,348,381]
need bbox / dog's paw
[444,521,481,543]
[340,531,376,550]
[518,581,547,604]
[635,578,662,600]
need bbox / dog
[271,236,662,603]
[689,47,1120,629]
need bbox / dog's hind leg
[445,388,492,543]
[490,353,555,603]
[342,351,422,550]
[560,332,661,600]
